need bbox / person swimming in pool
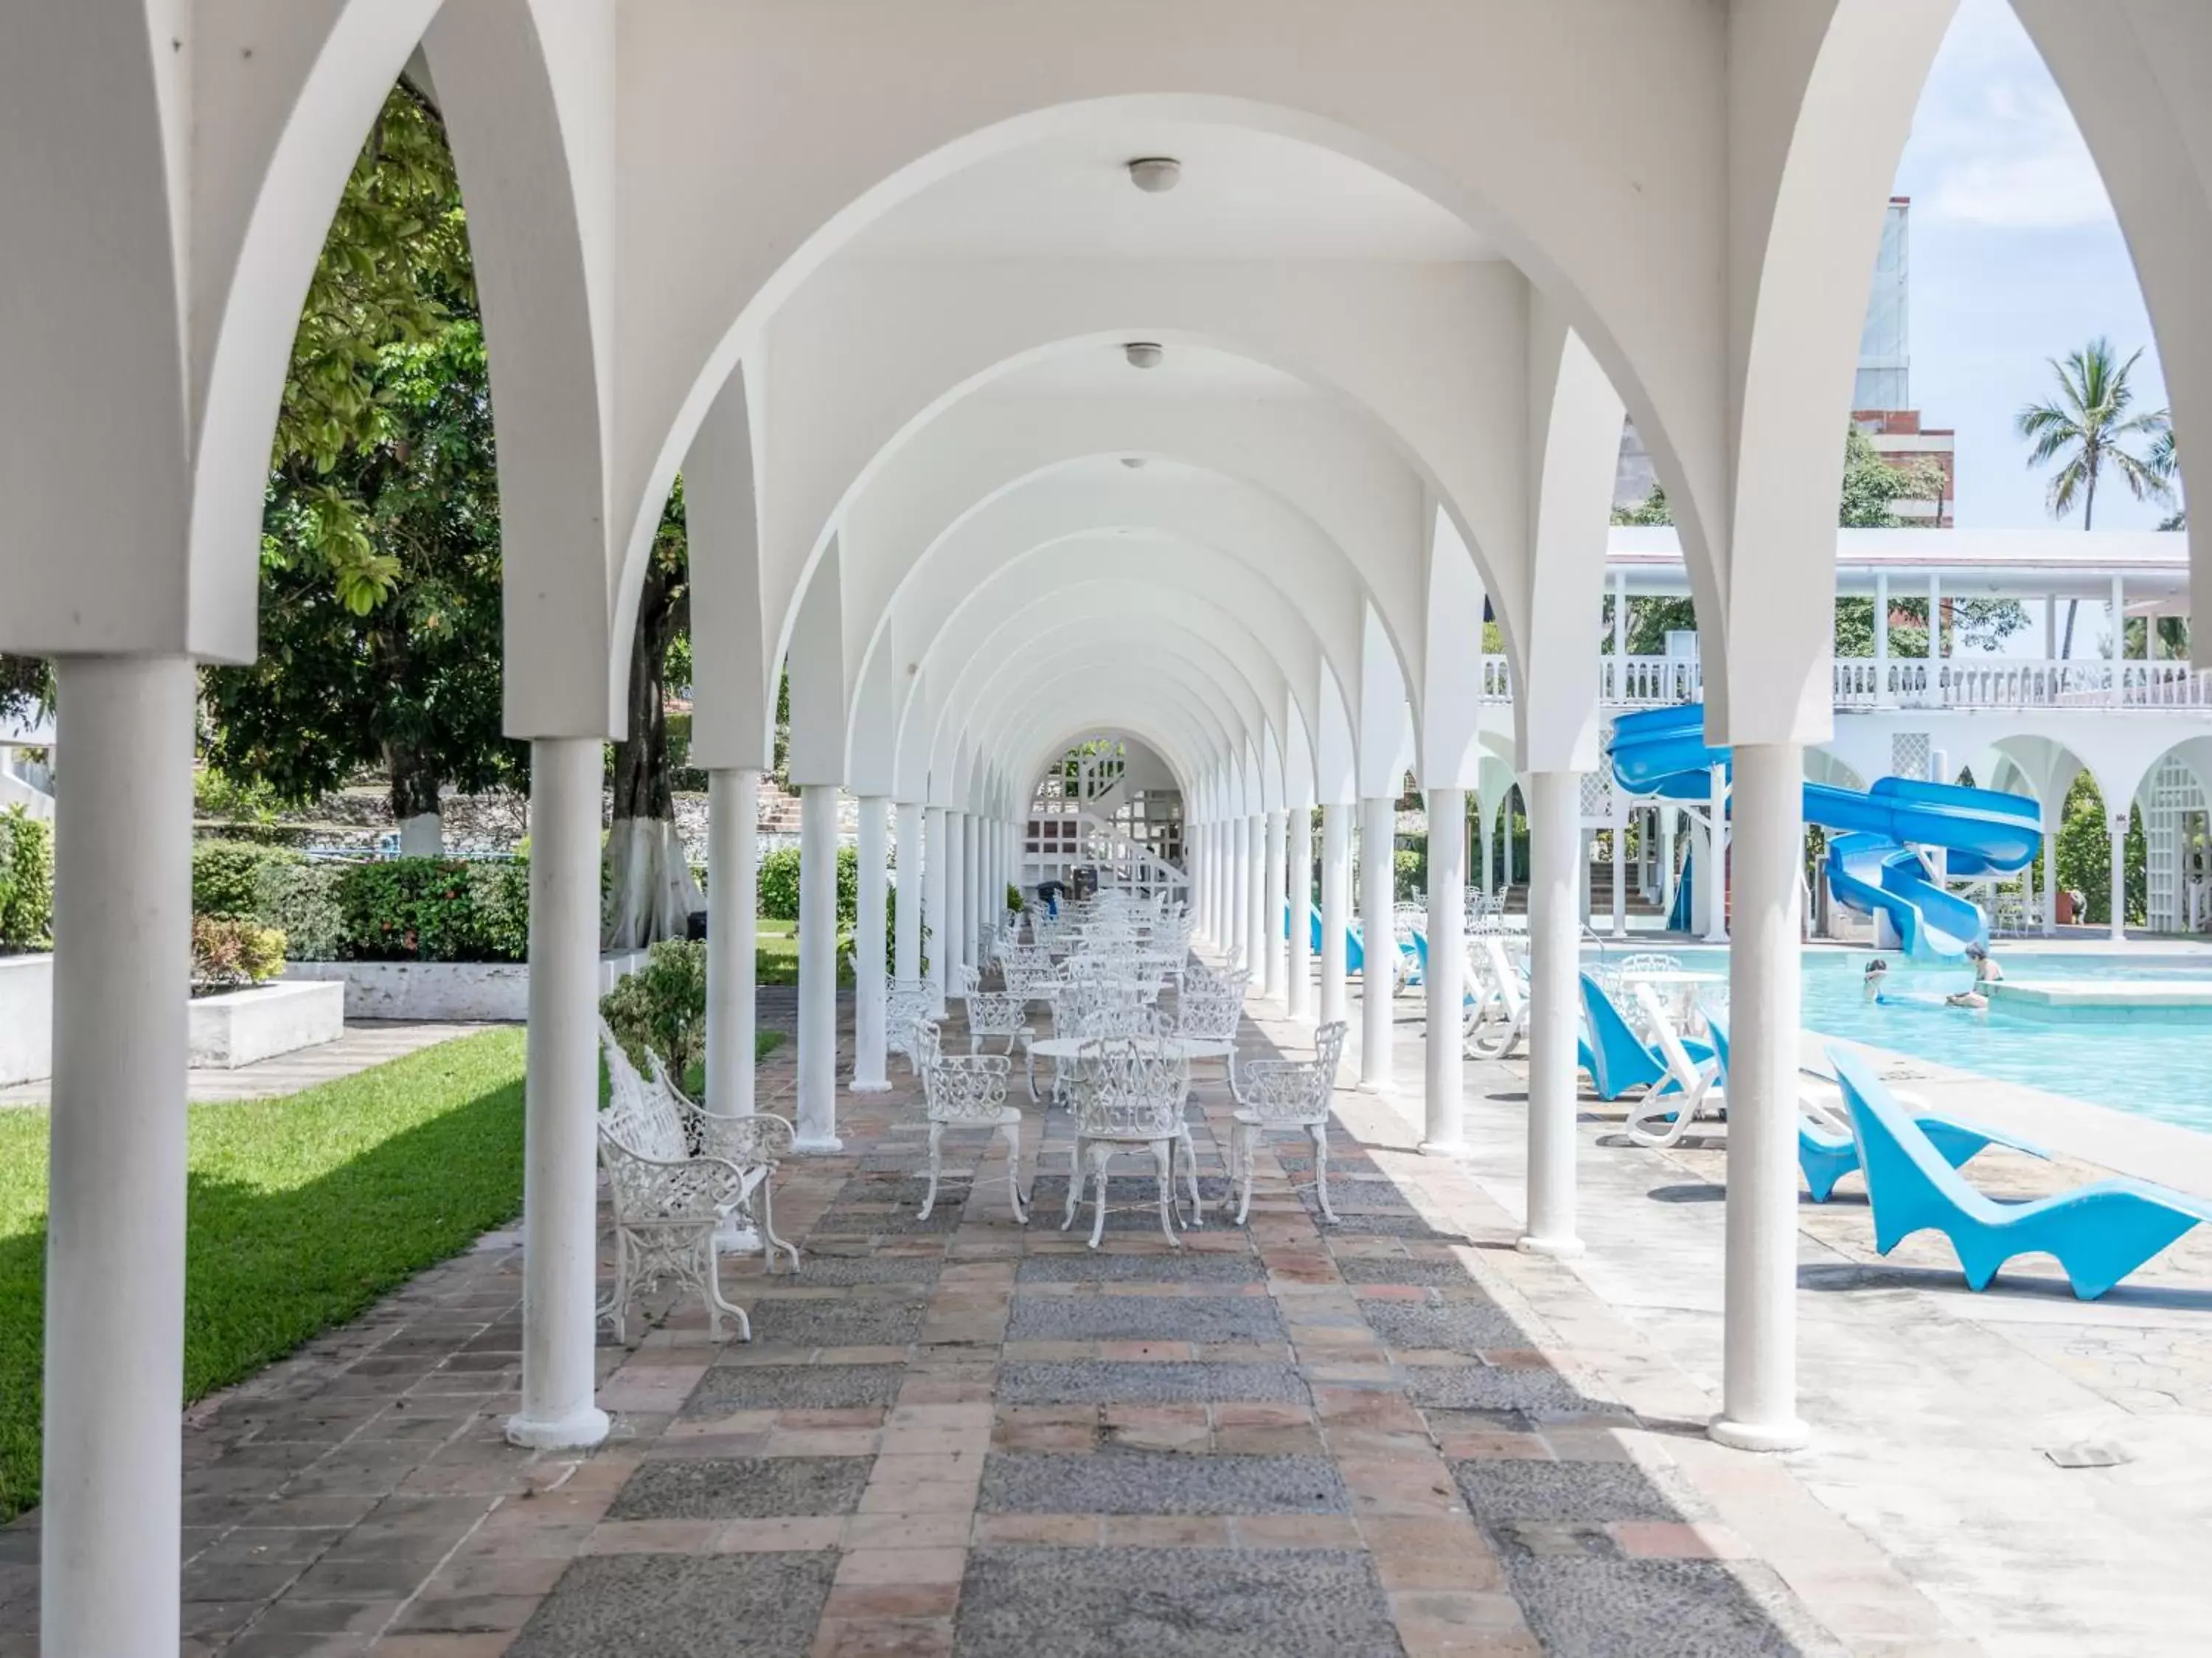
[1863,958,1890,1002]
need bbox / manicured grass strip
[0,1027,529,1522]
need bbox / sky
[1891,0,2171,536]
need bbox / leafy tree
[202,83,521,843]
[2051,771,2145,926]
[0,658,47,726]
[1613,426,2024,655]
[2017,337,2172,653]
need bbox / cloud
[1900,0,2120,232]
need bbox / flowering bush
[191,915,288,991]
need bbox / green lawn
[0,1029,531,1522]
[754,919,849,987]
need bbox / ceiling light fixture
[1127,156,1182,193]
[1123,341,1163,370]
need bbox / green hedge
[757,844,860,923]
[334,859,532,962]
[0,808,52,951]
[192,839,305,918]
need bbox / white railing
[1475,651,2208,712]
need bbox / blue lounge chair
[1706,1019,2049,1202]
[1577,973,1711,1102]
[1828,1047,2212,1299]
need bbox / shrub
[334,858,530,962]
[599,939,709,1083]
[756,843,860,924]
[1392,846,1425,902]
[192,839,305,918]
[0,808,53,951]
[251,861,345,961]
[191,915,288,990]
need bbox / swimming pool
[1588,946,2212,1137]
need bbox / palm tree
[2149,424,2185,530]
[2017,338,2172,656]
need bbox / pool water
[1592,946,2212,1137]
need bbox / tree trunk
[605,555,703,948]
[388,743,444,856]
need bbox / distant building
[1614,198,1954,525]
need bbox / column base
[1356,1078,1397,1097]
[793,1136,846,1155]
[849,1080,892,1095]
[1417,1140,1470,1159]
[1515,1233,1585,1258]
[1706,1412,1810,1454]
[505,1405,611,1451]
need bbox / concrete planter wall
[282,948,650,1022]
[0,953,53,1086]
[187,980,347,1069]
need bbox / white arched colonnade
[13,3,2212,1648]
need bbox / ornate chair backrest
[1003,963,1062,1000]
[910,1016,944,1073]
[963,990,1030,1038]
[1311,1019,1348,1095]
[597,1019,687,1163]
[952,962,982,998]
[1175,986,1245,1042]
[886,979,933,1056]
[922,1052,1012,1123]
[1617,952,1684,978]
[1068,1037,1188,1140]
[1070,1002,1166,1041]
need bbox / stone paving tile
[1004,1292,1284,1345]
[607,1457,873,1521]
[1501,1555,1832,1657]
[1360,1300,1540,1356]
[956,1545,1402,1657]
[997,1360,1310,1406]
[505,1550,838,1657]
[1453,1457,1708,1525]
[979,1451,1350,1515]
[1014,1250,1265,1283]
[1407,1365,1622,1418]
[743,1253,946,1286]
[681,1364,908,1415]
[742,1297,928,1349]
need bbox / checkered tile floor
[0,991,1847,1657]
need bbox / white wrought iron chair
[917,1048,1028,1224]
[1060,1037,1196,1249]
[642,1052,801,1274]
[1227,1021,1348,1226]
[597,1027,760,1342]
[1173,981,1246,1086]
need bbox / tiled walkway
[0,1020,482,1108]
[4,980,2207,1654]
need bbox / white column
[706,768,760,1119]
[1874,570,1891,707]
[2111,573,2127,707]
[1358,794,1397,1092]
[895,802,925,981]
[923,807,948,1015]
[2045,592,2059,659]
[2042,822,2059,937]
[1659,807,1677,920]
[1246,815,1269,983]
[1711,742,1810,1452]
[1321,804,1351,1024]
[42,656,194,1656]
[796,784,843,1152]
[1610,568,1629,701]
[852,796,891,1092]
[1229,816,1251,970]
[1703,764,1730,943]
[944,811,966,987]
[509,735,611,1450]
[1928,573,1942,665]
[1286,806,1314,1021]
[1521,769,1584,1256]
[1578,828,1593,927]
[1422,786,1469,1154]
[1478,796,1494,895]
[1264,809,1290,1002]
[2110,813,2129,941]
[961,808,981,965]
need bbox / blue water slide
[1608,705,2041,960]
[1295,902,1367,973]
